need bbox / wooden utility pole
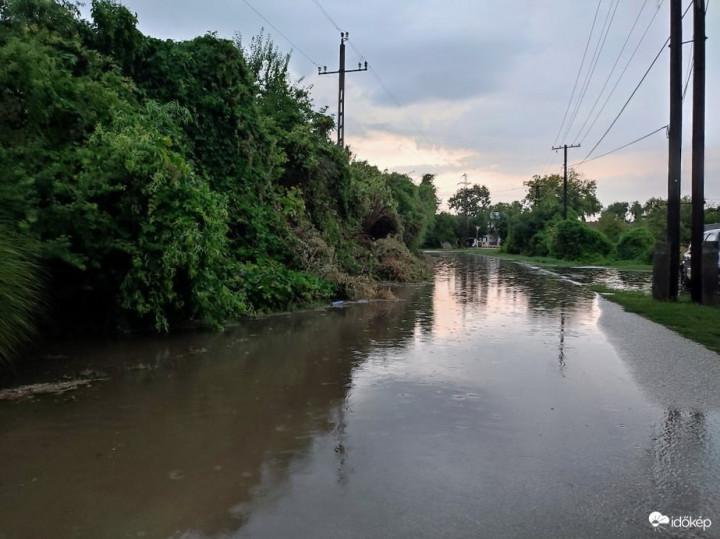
[551,144,581,220]
[319,32,367,148]
[459,173,471,239]
[667,0,683,300]
[691,0,706,303]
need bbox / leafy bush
[504,201,562,255]
[616,227,655,262]
[596,212,626,243]
[424,212,460,248]
[550,220,613,261]
[239,260,333,312]
[0,0,433,339]
[372,236,429,281]
[528,229,551,257]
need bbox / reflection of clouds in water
[430,255,600,343]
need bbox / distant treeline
[424,171,720,264]
[0,0,438,358]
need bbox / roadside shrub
[424,212,460,248]
[239,260,333,312]
[504,201,562,255]
[550,219,613,260]
[596,212,626,243]
[372,236,430,281]
[528,229,551,257]
[616,227,654,262]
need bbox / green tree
[523,170,601,220]
[448,184,491,219]
[0,0,435,345]
[603,201,630,222]
[630,201,643,222]
[550,220,613,261]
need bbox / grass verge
[593,285,720,354]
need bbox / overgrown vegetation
[0,227,40,366]
[0,0,437,349]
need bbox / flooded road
[2,254,719,539]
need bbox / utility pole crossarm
[319,64,368,75]
[551,144,581,151]
[318,32,368,148]
[551,144,581,220]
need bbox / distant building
[479,233,500,248]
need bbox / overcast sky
[79,0,719,209]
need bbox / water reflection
[553,266,652,292]
[0,254,718,539]
[0,288,432,539]
[558,305,567,375]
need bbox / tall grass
[0,226,41,366]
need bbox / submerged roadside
[450,247,652,272]
[468,250,720,355]
[592,285,720,355]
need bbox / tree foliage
[0,0,436,341]
[523,171,601,220]
[550,220,613,260]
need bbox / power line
[574,0,648,143]
[240,0,319,67]
[553,0,603,147]
[582,38,667,161]
[309,0,429,142]
[346,37,434,147]
[563,0,621,142]
[579,0,665,145]
[582,1,693,161]
[575,124,667,165]
[682,44,694,100]
[311,0,343,32]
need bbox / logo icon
[649,512,670,528]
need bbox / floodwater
[1,254,719,539]
[552,265,652,292]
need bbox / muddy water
[1,254,719,539]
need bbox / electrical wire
[574,0,648,143]
[241,0,320,67]
[682,44,694,100]
[552,0,603,147]
[311,0,344,32]
[563,0,621,142]
[582,39,667,161]
[579,0,665,145]
[582,0,692,161]
[575,124,667,165]
[308,0,434,147]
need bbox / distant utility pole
[551,144,581,220]
[667,0,683,300]
[318,32,367,148]
[690,0,706,303]
[459,173,471,238]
